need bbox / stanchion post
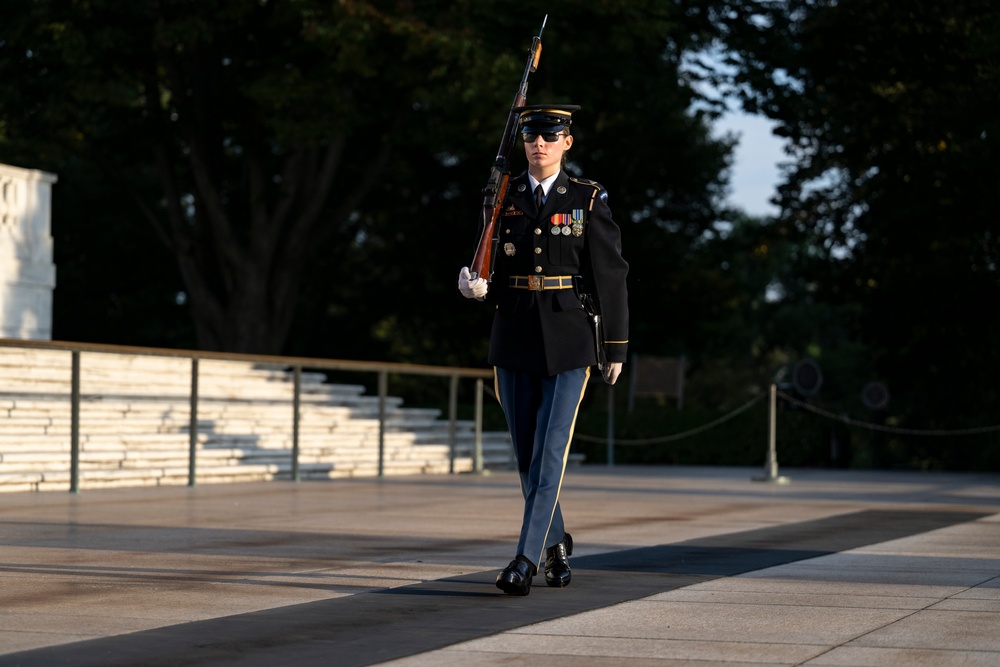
[447,374,458,474]
[377,370,387,478]
[753,383,789,483]
[70,350,81,494]
[291,365,301,482]
[188,358,198,487]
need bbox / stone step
[0,419,511,453]
[1,442,463,468]
[0,455,474,492]
[0,360,322,383]
[0,352,363,401]
[0,349,318,377]
[0,399,392,419]
[0,381,362,403]
[0,408,461,428]
[0,392,400,411]
[0,438,492,460]
[0,422,493,444]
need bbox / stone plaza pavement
[0,465,998,666]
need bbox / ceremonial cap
[514,104,581,133]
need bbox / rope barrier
[776,390,1000,436]
[573,387,1000,447]
[574,392,766,445]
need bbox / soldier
[458,104,629,596]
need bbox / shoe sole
[496,579,530,596]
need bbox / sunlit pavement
[1,465,998,666]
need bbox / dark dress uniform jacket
[486,170,629,376]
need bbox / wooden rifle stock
[469,16,547,281]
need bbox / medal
[550,213,564,235]
[550,213,568,236]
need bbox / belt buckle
[528,275,543,291]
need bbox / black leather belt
[509,275,575,291]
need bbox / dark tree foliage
[713,0,1000,451]
[1,1,492,352]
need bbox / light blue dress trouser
[495,366,590,569]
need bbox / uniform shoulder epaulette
[568,176,609,202]
[568,176,601,189]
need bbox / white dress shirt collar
[528,171,560,198]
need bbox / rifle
[469,15,547,282]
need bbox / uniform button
[534,266,543,273]
[534,228,542,235]
[534,247,542,254]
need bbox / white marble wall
[0,163,58,340]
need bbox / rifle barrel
[469,16,548,282]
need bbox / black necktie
[534,184,544,209]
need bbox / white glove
[602,362,623,385]
[458,266,488,300]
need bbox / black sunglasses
[522,131,568,143]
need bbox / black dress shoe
[544,532,573,588]
[496,557,534,596]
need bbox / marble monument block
[0,163,58,340]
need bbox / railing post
[188,358,198,487]
[753,383,789,483]
[70,350,80,494]
[447,374,458,474]
[474,378,484,473]
[292,365,301,482]
[377,370,388,477]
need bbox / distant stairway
[0,347,514,493]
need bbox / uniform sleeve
[585,188,629,363]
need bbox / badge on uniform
[571,209,584,237]
[504,242,516,256]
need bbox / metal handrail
[0,338,494,492]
